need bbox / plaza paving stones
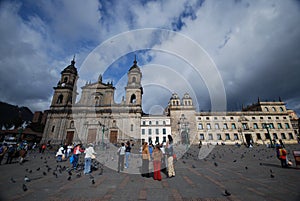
[0,144,299,201]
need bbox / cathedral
[42,58,299,146]
[42,58,143,145]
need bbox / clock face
[61,83,66,87]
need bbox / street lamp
[98,121,106,150]
[178,114,190,150]
[265,124,274,148]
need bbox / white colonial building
[140,115,171,144]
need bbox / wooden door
[87,129,97,144]
[65,131,74,145]
[110,130,118,144]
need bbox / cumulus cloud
[0,0,299,116]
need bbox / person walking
[84,143,97,174]
[153,144,163,181]
[166,135,175,178]
[55,145,65,162]
[141,142,150,177]
[125,141,131,168]
[72,144,84,169]
[276,144,288,168]
[117,143,126,172]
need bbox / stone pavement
[0,144,300,201]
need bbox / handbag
[91,154,96,159]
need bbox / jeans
[73,154,79,169]
[84,157,92,174]
[118,154,125,172]
[125,152,130,168]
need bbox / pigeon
[29,170,32,174]
[182,160,186,164]
[36,167,40,171]
[214,162,218,167]
[192,165,196,168]
[91,179,95,184]
[11,177,16,183]
[270,174,275,178]
[245,166,248,170]
[233,160,237,162]
[22,184,28,191]
[25,168,28,172]
[270,169,273,173]
[43,171,47,176]
[76,173,81,178]
[68,170,72,176]
[67,176,71,181]
[224,189,231,196]
[24,176,30,182]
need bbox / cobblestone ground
[0,144,299,201]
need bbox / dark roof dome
[62,59,78,75]
[129,56,141,72]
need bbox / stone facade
[42,59,299,146]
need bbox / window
[285,123,290,129]
[230,117,234,120]
[215,123,220,129]
[200,134,204,140]
[222,117,226,120]
[51,126,55,132]
[256,133,262,140]
[163,121,166,125]
[269,123,274,129]
[208,134,213,140]
[214,117,218,120]
[217,134,222,140]
[260,117,264,120]
[223,123,228,129]
[132,76,136,83]
[276,117,279,120]
[231,123,236,129]
[56,94,63,104]
[265,107,269,112]
[277,123,282,129]
[252,117,256,120]
[253,123,258,129]
[155,137,159,144]
[207,123,211,130]
[225,133,230,140]
[279,107,284,112]
[198,117,202,120]
[281,133,286,139]
[272,107,276,112]
[131,124,134,131]
[148,137,152,143]
[198,123,203,130]
[289,133,294,139]
[265,133,270,139]
[156,121,159,125]
[273,133,278,139]
[234,134,239,140]
[163,136,166,142]
[148,129,152,135]
[149,121,152,125]
[70,121,74,128]
[268,117,271,120]
[162,128,166,135]
[142,129,145,135]
[206,117,210,120]
[242,123,248,130]
[142,121,146,125]
[155,128,159,135]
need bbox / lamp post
[265,124,273,148]
[98,121,106,150]
[178,114,190,150]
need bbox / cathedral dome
[62,59,78,75]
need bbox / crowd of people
[117,134,176,181]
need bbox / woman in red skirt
[153,144,163,181]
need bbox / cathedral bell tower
[125,57,143,105]
[50,58,78,108]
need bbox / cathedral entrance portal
[110,130,118,144]
[65,131,74,145]
[87,128,97,144]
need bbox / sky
[0,0,300,116]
